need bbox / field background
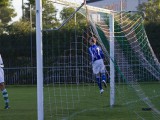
[0,82,159,120]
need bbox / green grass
[0,86,37,120]
[0,83,160,120]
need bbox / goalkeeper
[0,54,10,109]
[88,36,107,94]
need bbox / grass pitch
[0,83,159,120]
[0,86,37,120]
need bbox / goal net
[42,0,160,120]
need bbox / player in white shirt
[0,54,10,109]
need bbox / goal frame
[35,0,115,119]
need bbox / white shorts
[0,67,4,83]
[92,59,106,74]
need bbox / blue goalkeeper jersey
[88,44,104,63]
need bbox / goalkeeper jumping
[88,36,107,94]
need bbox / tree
[138,0,160,23]
[22,0,60,29]
[42,0,60,29]
[7,20,31,35]
[0,0,16,34]
[138,0,160,60]
[60,7,87,30]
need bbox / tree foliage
[137,0,160,60]
[42,0,60,29]
[0,0,16,34]
[60,7,87,30]
[138,0,160,23]
[23,0,60,29]
[7,20,31,35]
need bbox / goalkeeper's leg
[96,74,104,94]
[101,71,107,88]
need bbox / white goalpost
[36,0,44,120]
[36,0,116,119]
[109,13,115,107]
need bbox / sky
[11,0,83,22]
[11,0,146,22]
[12,0,28,21]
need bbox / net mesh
[43,1,160,120]
[87,7,160,119]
